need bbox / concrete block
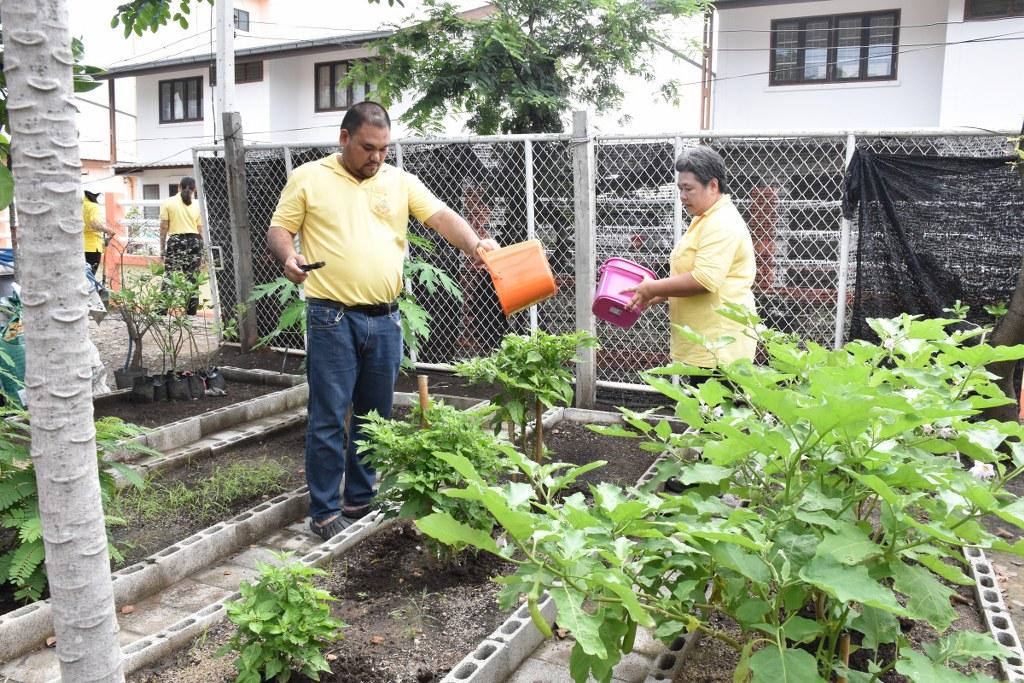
[0,643,60,683]
[967,548,1024,682]
[157,579,232,613]
[117,595,193,635]
[442,638,512,683]
[630,627,664,658]
[505,656,572,683]
[191,562,262,591]
[260,528,320,554]
[0,600,53,663]
[487,594,556,667]
[643,633,696,683]
[226,546,290,571]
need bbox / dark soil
[112,423,308,568]
[673,587,1001,682]
[128,521,514,683]
[208,345,306,376]
[96,381,280,428]
[313,521,515,683]
[545,420,659,496]
[394,369,500,401]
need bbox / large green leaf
[415,512,499,555]
[749,645,825,683]
[924,631,1013,666]
[680,463,733,486]
[0,166,13,211]
[850,605,900,650]
[550,585,606,657]
[799,556,904,614]
[890,560,956,631]
[592,569,655,627]
[815,524,883,565]
[895,650,1000,683]
[711,542,771,584]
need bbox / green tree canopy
[347,0,711,135]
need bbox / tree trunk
[1,1,125,680]
[981,124,1024,423]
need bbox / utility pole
[217,0,257,350]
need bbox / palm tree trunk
[2,1,125,680]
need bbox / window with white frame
[770,10,899,86]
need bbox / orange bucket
[479,240,557,317]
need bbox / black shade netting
[842,149,1024,340]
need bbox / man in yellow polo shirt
[268,102,499,541]
[622,146,757,367]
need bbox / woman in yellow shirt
[159,177,204,315]
[82,190,115,274]
[623,146,757,368]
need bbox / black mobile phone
[299,261,325,272]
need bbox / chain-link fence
[192,128,1017,401]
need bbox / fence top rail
[593,128,1017,141]
[189,127,1015,156]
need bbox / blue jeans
[305,303,403,523]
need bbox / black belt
[306,297,398,316]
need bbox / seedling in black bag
[299,261,325,272]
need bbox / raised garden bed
[112,423,308,568]
[118,405,659,682]
[96,381,281,429]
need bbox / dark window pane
[168,184,178,197]
[186,78,199,119]
[803,19,829,81]
[173,81,186,120]
[160,82,172,121]
[773,22,800,82]
[867,15,896,77]
[835,17,863,79]
[334,63,348,109]
[316,64,331,109]
[143,184,160,219]
[973,0,1024,16]
[234,8,249,31]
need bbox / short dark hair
[675,147,728,194]
[340,101,391,135]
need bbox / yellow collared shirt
[83,198,104,253]
[669,194,757,367]
[270,154,445,306]
[160,194,202,236]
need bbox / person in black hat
[82,190,116,274]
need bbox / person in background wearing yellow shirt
[267,102,500,540]
[622,146,757,368]
[159,176,204,315]
[82,190,116,274]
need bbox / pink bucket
[592,257,657,328]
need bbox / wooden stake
[417,374,429,427]
[837,632,850,683]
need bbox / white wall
[939,0,1024,130]
[135,68,214,165]
[713,0,950,130]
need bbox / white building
[710,0,1024,131]
[90,1,704,204]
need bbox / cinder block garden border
[0,486,309,663]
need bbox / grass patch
[114,458,291,526]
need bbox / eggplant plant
[455,330,598,463]
[420,310,1024,682]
